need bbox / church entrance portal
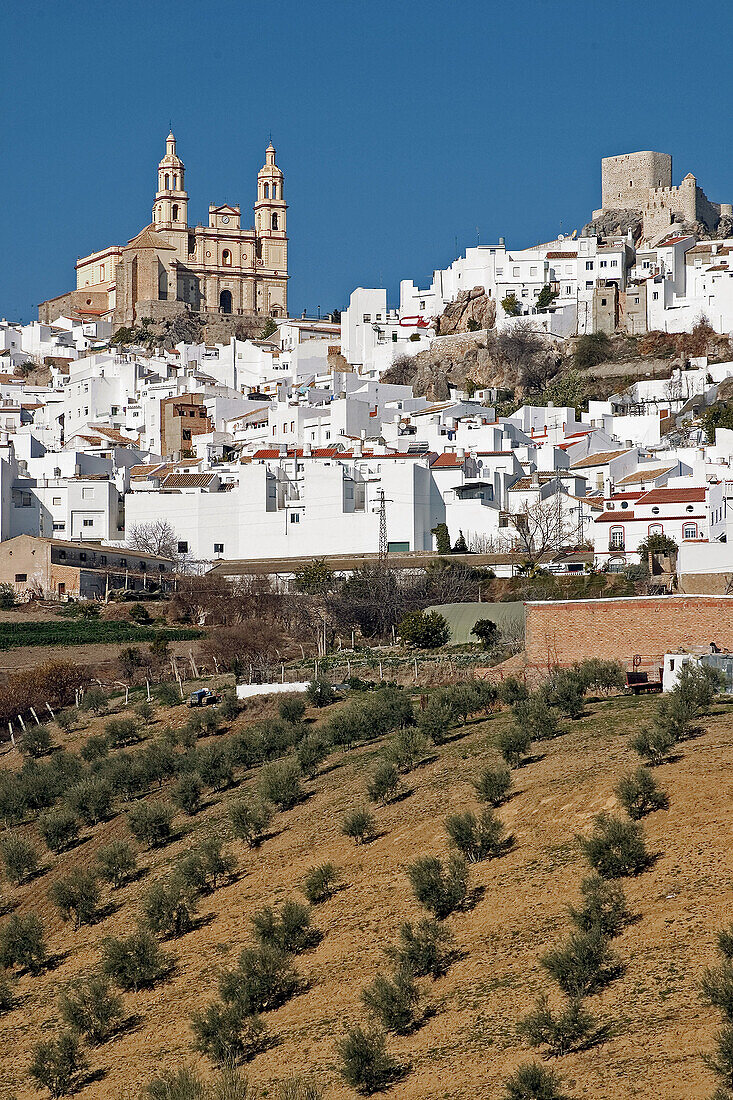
[219,290,232,314]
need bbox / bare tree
[508,496,574,566]
[128,520,178,560]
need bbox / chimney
[457,447,465,459]
[531,471,540,487]
[354,439,363,457]
[303,443,312,457]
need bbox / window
[271,213,278,230]
[530,266,538,277]
[600,260,607,268]
[52,496,61,506]
[653,292,659,300]
[79,552,87,562]
[585,261,594,270]
[164,173,169,189]
[513,266,520,277]
[213,542,224,554]
[611,260,618,267]
[81,488,93,499]
[82,519,93,528]
[290,512,300,523]
[119,557,126,566]
[53,522,65,531]
[651,506,660,515]
[177,541,188,554]
[264,184,269,198]
[362,314,371,322]
[419,300,425,309]
[272,184,277,199]
[683,523,698,539]
[100,555,107,565]
[392,332,397,342]
[565,285,572,295]
[172,204,178,221]
[686,504,694,512]
[609,527,624,549]
[14,574,27,583]
[222,249,231,266]
[586,281,593,289]
[601,298,607,306]
[648,523,663,535]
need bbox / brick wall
[525,595,733,671]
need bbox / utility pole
[378,490,388,564]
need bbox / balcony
[608,541,625,552]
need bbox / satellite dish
[558,233,565,241]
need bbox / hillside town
[1,139,733,599]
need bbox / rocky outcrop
[435,287,496,335]
[582,209,643,239]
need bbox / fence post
[45,703,55,719]
[379,661,383,681]
[414,657,418,681]
[146,680,151,702]
[29,707,40,726]
[8,722,13,746]
[17,715,26,732]
[281,663,285,683]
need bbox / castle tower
[153,131,188,230]
[254,142,286,237]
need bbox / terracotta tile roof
[570,449,628,468]
[616,465,675,485]
[161,473,217,489]
[546,251,578,259]
[508,475,559,490]
[637,486,707,505]
[430,453,467,468]
[597,510,635,522]
[659,235,692,246]
[252,447,341,459]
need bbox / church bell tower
[153,131,188,230]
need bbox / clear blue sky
[4,0,733,322]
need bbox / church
[39,133,288,327]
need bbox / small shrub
[568,875,630,939]
[417,699,453,746]
[143,1065,207,1099]
[445,807,507,862]
[279,695,306,724]
[496,723,531,767]
[386,918,454,979]
[398,609,450,648]
[156,682,181,706]
[0,833,40,884]
[59,975,124,1043]
[473,765,512,806]
[219,944,299,1014]
[49,869,101,929]
[0,911,47,973]
[251,899,316,954]
[384,727,428,773]
[498,676,529,705]
[541,928,618,996]
[81,686,107,714]
[276,1078,323,1100]
[547,671,585,720]
[258,758,304,810]
[0,971,14,1013]
[502,1061,566,1100]
[142,877,198,938]
[578,813,650,878]
[702,960,733,1018]
[514,692,563,738]
[718,926,733,961]
[406,854,468,919]
[95,840,138,889]
[101,929,173,991]
[367,760,401,804]
[20,724,53,758]
[55,710,76,733]
[342,807,376,844]
[29,1031,87,1099]
[218,691,241,721]
[615,768,668,820]
[172,772,205,816]
[628,726,674,766]
[191,1001,267,1067]
[518,993,602,1056]
[106,716,143,747]
[295,732,329,778]
[302,862,340,904]
[39,807,80,854]
[127,800,174,848]
[709,1023,733,1093]
[361,968,420,1034]
[229,796,272,848]
[67,777,114,825]
[80,734,110,763]
[179,838,237,893]
[336,1025,400,1094]
[306,679,335,708]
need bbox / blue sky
[3,0,733,322]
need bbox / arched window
[264,183,269,199]
[648,523,663,535]
[172,204,178,221]
[272,184,277,199]
[609,526,624,550]
[271,213,279,230]
[222,249,231,266]
[682,523,698,540]
[173,174,177,189]
[164,173,169,189]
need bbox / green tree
[367,760,401,804]
[305,679,335,708]
[20,724,53,758]
[445,808,507,862]
[260,317,278,339]
[127,800,174,848]
[501,293,522,317]
[191,1001,267,1067]
[101,929,173,992]
[95,841,138,889]
[578,813,650,878]
[496,723,531,767]
[701,400,733,443]
[29,1031,87,1098]
[142,877,198,939]
[336,1026,400,1094]
[473,765,512,806]
[406,854,468,919]
[302,863,340,904]
[361,969,420,1034]
[453,530,468,553]
[0,912,47,973]
[431,522,451,555]
[39,808,80,854]
[541,928,618,996]
[258,758,304,810]
[536,285,559,311]
[0,833,40,884]
[573,331,611,369]
[229,796,272,848]
[614,768,668,819]
[49,869,101,929]
[342,807,376,844]
[518,993,602,1056]
[294,559,333,594]
[385,918,454,979]
[172,772,205,816]
[471,618,499,648]
[59,975,124,1044]
[398,610,450,649]
[568,875,630,939]
[502,1061,567,1100]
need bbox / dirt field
[0,691,730,1099]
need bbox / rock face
[381,332,514,400]
[582,209,643,239]
[435,287,496,335]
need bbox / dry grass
[0,692,731,1099]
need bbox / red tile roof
[430,453,467,468]
[546,251,578,259]
[637,487,706,505]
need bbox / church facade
[39,133,288,327]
